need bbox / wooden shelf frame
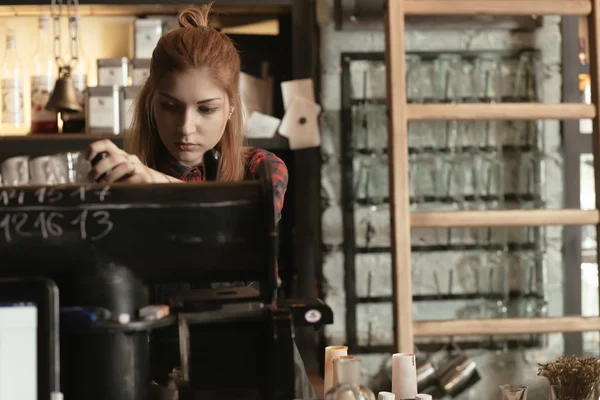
[403,0,592,16]
[0,4,291,17]
[414,317,600,337]
[411,209,600,228]
[407,103,596,121]
[385,0,600,353]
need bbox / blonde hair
[125,3,247,181]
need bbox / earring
[228,108,234,121]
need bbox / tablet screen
[0,303,37,400]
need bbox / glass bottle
[61,15,88,134]
[500,385,528,400]
[0,28,25,135]
[325,356,376,400]
[473,53,502,101]
[433,53,463,101]
[31,14,58,134]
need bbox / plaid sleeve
[247,149,289,224]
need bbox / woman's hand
[87,139,171,184]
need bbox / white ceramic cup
[1,156,29,187]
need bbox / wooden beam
[404,0,592,16]
[407,103,596,121]
[411,209,600,228]
[587,0,600,310]
[385,0,414,353]
[3,0,293,5]
[2,3,290,16]
[414,316,600,336]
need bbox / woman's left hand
[87,139,157,184]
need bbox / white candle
[324,345,348,393]
[392,353,418,400]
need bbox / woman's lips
[175,142,199,152]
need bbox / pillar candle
[324,345,348,393]
[392,353,417,400]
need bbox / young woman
[86,5,317,398]
[86,5,287,224]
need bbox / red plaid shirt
[156,148,288,224]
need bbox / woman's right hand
[86,139,174,184]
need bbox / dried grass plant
[537,356,600,400]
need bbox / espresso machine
[0,151,332,400]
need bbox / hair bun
[178,4,211,28]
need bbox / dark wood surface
[0,181,277,303]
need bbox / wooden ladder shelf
[385,0,600,352]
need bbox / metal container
[438,353,480,397]
[97,57,129,87]
[134,18,163,59]
[416,359,436,391]
[60,263,154,400]
[120,86,141,133]
[85,86,121,134]
[131,59,150,86]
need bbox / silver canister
[438,353,479,396]
[416,359,436,392]
[131,59,150,86]
[120,86,141,133]
[86,86,121,134]
[97,57,129,87]
[134,19,163,59]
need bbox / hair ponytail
[177,3,212,28]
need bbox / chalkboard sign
[0,171,277,305]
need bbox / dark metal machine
[0,151,332,400]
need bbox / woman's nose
[179,109,197,135]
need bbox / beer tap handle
[203,149,221,181]
[90,151,108,167]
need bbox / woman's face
[152,68,231,167]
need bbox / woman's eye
[199,106,218,114]
[160,102,180,112]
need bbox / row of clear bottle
[323,346,432,400]
[1,15,88,135]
